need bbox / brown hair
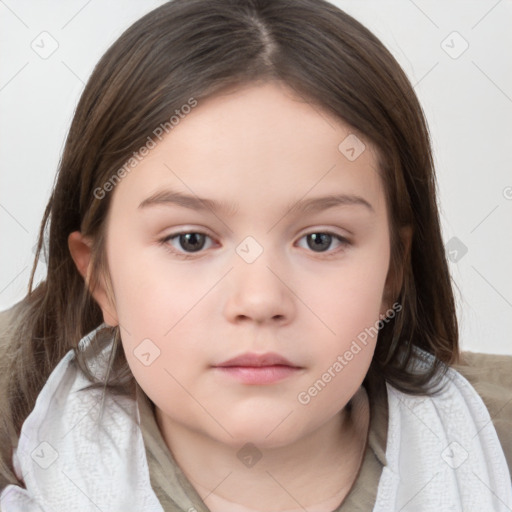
[0,0,459,489]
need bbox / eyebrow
[138,189,374,216]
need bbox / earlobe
[67,231,119,326]
[68,231,93,281]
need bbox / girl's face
[97,81,392,448]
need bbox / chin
[214,415,307,450]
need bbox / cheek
[295,256,389,416]
[296,243,390,417]
[104,239,211,386]
[106,231,206,329]
[308,245,390,342]
[116,290,209,422]
[296,344,373,424]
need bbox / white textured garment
[373,356,512,511]
[0,324,164,512]
[1,324,511,511]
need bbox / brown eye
[162,231,213,255]
[296,231,350,256]
[306,233,333,252]
[177,233,207,252]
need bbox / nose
[222,246,295,326]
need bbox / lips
[213,352,302,385]
[215,352,299,368]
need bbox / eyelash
[158,230,351,260]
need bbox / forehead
[108,81,385,219]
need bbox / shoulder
[452,351,512,476]
[0,300,24,395]
[0,301,23,337]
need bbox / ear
[68,231,119,326]
[380,225,413,317]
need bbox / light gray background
[1,0,511,354]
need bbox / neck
[155,387,370,512]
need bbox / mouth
[213,352,303,385]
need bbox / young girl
[1,0,511,510]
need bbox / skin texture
[69,81,394,511]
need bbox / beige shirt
[135,351,512,511]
